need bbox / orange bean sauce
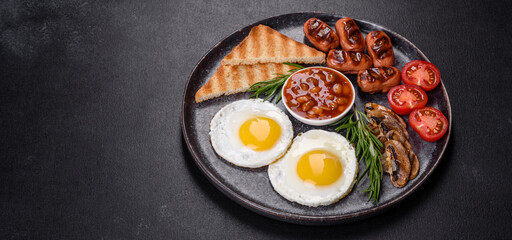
[283,68,353,120]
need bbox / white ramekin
[281,66,355,126]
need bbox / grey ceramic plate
[181,12,451,225]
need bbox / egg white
[209,99,293,168]
[268,129,358,207]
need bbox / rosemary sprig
[246,63,305,102]
[332,105,383,204]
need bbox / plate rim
[180,11,452,225]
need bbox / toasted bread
[195,63,295,103]
[221,25,326,65]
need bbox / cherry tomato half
[409,107,448,142]
[387,84,428,115]
[401,60,441,91]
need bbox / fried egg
[210,99,293,168]
[268,130,358,207]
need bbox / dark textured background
[1,0,511,239]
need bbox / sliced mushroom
[367,120,386,144]
[368,117,379,130]
[385,129,406,143]
[379,118,409,139]
[367,118,380,135]
[386,130,419,180]
[382,140,411,188]
[366,103,420,187]
[377,136,388,146]
[365,120,386,151]
[408,153,419,180]
[364,103,407,130]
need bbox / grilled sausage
[303,18,339,52]
[326,50,372,74]
[335,17,366,52]
[357,67,401,93]
[366,31,394,67]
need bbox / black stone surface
[1,0,511,239]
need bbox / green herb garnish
[332,106,383,204]
[247,63,305,103]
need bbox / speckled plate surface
[181,12,451,225]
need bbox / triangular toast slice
[221,25,326,65]
[195,63,295,103]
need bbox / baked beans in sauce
[283,68,353,120]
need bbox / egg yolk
[297,150,343,186]
[239,117,281,151]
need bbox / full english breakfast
[193,17,448,207]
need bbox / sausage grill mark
[366,30,394,67]
[308,19,334,44]
[357,67,400,93]
[372,37,391,60]
[304,18,339,52]
[344,20,360,44]
[327,50,372,74]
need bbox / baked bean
[333,83,342,94]
[328,102,338,110]
[343,85,351,95]
[306,112,318,119]
[310,86,321,93]
[289,99,299,107]
[300,83,309,91]
[302,100,315,112]
[292,86,299,95]
[321,105,332,111]
[306,77,319,86]
[335,97,348,105]
[313,73,325,80]
[326,94,335,100]
[338,106,346,112]
[296,95,311,103]
[311,106,323,114]
[326,73,335,84]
